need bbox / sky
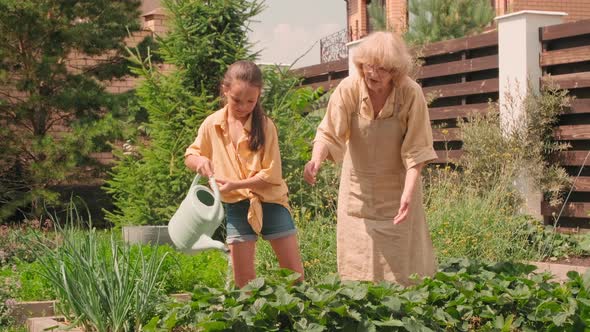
[248,0,347,69]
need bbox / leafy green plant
[145,260,590,331]
[32,204,169,332]
[0,261,55,302]
[459,83,571,206]
[0,221,55,267]
[135,244,229,294]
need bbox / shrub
[425,82,573,261]
[0,222,55,267]
[424,167,535,262]
[261,66,338,217]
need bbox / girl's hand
[393,193,411,225]
[215,178,238,194]
[194,156,214,177]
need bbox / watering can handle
[190,174,221,198]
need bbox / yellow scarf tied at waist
[246,192,263,234]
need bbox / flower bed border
[17,293,191,328]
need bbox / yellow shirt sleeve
[184,119,212,159]
[256,119,283,185]
[399,82,438,169]
[313,77,357,163]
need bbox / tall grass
[424,167,539,262]
[255,212,337,284]
[32,203,169,332]
[425,82,574,263]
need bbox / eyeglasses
[362,63,390,76]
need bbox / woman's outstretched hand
[303,160,321,185]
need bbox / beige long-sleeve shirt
[313,74,437,169]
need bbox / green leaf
[372,318,404,327]
[381,296,402,312]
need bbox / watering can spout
[191,234,228,253]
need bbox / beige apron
[336,100,436,286]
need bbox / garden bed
[20,262,588,332]
[17,293,191,327]
[530,260,588,282]
[27,316,82,332]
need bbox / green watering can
[168,174,227,253]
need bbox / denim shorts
[224,200,297,243]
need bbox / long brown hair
[221,60,266,151]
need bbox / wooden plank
[422,78,499,99]
[419,31,498,57]
[541,45,590,67]
[418,55,498,79]
[433,149,463,164]
[558,150,590,166]
[570,99,590,114]
[573,177,590,192]
[293,58,348,78]
[541,19,590,41]
[432,128,461,142]
[300,77,344,91]
[542,201,590,219]
[554,124,590,140]
[429,103,490,121]
[545,72,590,90]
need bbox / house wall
[347,0,590,41]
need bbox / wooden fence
[294,58,349,91]
[539,19,590,227]
[416,31,499,164]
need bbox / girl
[185,60,304,288]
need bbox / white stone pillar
[495,10,567,218]
[346,39,364,77]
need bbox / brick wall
[348,0,590,40]
[348,0,368,41]
[512,0,590,22]
[386,0,407,33]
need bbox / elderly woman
[303,31,437,285]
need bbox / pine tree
[367,0,387,32]
[104,0,263,226]
[405,0,495,45]
[0,0,143,221]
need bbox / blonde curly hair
[352,31,413,84]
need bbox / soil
[545,256,590,267]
